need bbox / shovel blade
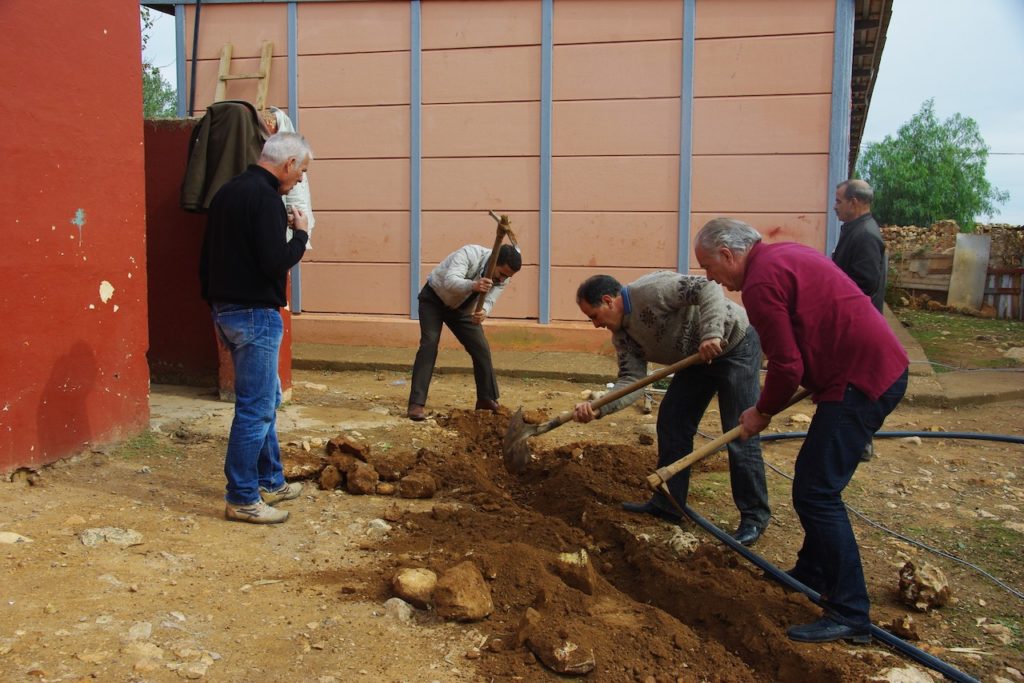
[502,407,537,473]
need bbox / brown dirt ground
[2,368,1023,682]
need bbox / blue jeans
[653,329,771,528]
[792,369,908,627]
[212,304,286,505]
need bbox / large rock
[318,465,342,491]
[433,561,493,622]
[326,434,369,461]
[346,461,379,495]
[527,624,596,675]
[398,472,437,499]
[365,449,418,481]
[897,561,950,611]
[391,568,437,609]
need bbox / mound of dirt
[361,409,879,681]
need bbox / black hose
[682,504,980,683]
[761,431,1024,445]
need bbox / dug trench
[326,408,885,681]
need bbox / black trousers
[408,284,498,407]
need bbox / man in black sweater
[200,132,312,524]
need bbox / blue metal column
[826,0,855,255]
[538,0,553,323]
[677,0,696,272]
[410,0,423,319]
[287,2,303,312]
[175,4,187,118]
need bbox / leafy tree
[141,8,177,118]
[856,99,1008,230]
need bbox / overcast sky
[142,1,1022,225]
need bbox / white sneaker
[259,481,303,505]
[225,500,289,524]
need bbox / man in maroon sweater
[694,217,909,644]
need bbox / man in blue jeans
[572,272,771,546]
[199,132,313,524]
[695,217,909,644]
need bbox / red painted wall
[145,121,219,385]
[0,1,150,471]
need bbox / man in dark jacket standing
[200,132,313,524]
[832,179,885,312]
[833,178,886,461]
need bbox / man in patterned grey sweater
[573,272,770,546]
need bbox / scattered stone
[297,381,328,391]
[899,436,923,446]
[383,597,414,623]
[1003,521,1024,534]
[376,482,396,496]
[398,472,437,499]
[124,641,165,660]
[391,568,437,609]
[667,529,700,555]
[318,465,342,491]
[80,527,143,547]
[382,503,403,522]
[346,461,379,495]
[787,413,812,425]
[465,648,481,659]
[980,619,1014,645]
[0,531,33,544]
[898,561,950,611]
[887,615,919,640]
[433,561,493,622]
[127,621,153,640]
[63,515,86,526]
[551,549,598,595]
[326,434,369,461]
[368,406,390,415]
[638,433,654,446]
[76,650,111,664]
[1003,347,1024,361]
[367,519,392,533]
[867,666,935,682]
[488,637,505,652]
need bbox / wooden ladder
[215,41,274,111]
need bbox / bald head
[834,179,873,222]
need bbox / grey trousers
[408,284,498,407]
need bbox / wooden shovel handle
[646,388,812,490]
[539,352,704,434]
[474,212,517,314]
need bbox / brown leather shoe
[474,398,499,411]
[407,403,426,421]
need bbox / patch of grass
[115,430,179,460]
[894,308,1024,371]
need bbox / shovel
[502,352,703,473]
[645,388,812,510]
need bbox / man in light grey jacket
[408,244,522,421]
[573,272,770,545]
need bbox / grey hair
[260,132,314,166]
[695,218,763,253]
[838,178,873,203]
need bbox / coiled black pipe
[682,504,980,683]
[761,431,1024,445]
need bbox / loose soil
[2,368,1022,682]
